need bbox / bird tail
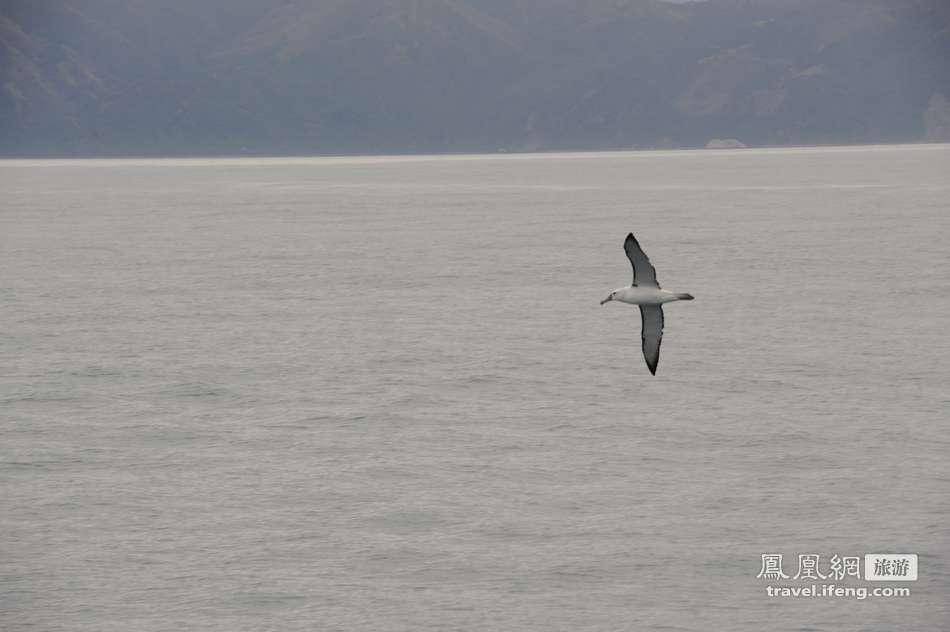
[675,293,694,300]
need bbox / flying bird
[601,233,694,375]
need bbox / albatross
[600,233,694,375]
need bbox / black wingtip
[625,232,643,251]
[647,362,657,375]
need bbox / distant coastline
[2,1,947,159]
[2,142,948,166]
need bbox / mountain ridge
[1,0,948,156]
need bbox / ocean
[3,145,949,631]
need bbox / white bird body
[607,286,684,305]
[601,233,693,375]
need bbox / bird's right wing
[639,305,664,375]
[624,233,660,288]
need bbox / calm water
[2,145,949,631]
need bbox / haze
[1,0,949,156]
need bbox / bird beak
[600,295,612,305]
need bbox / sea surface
[2,145,949,631]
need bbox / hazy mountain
[1,0,948,156]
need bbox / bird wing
[624,233,660,288]
[639,305,664,375]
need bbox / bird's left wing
[639,305,664,375]
[624,233,660,288]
